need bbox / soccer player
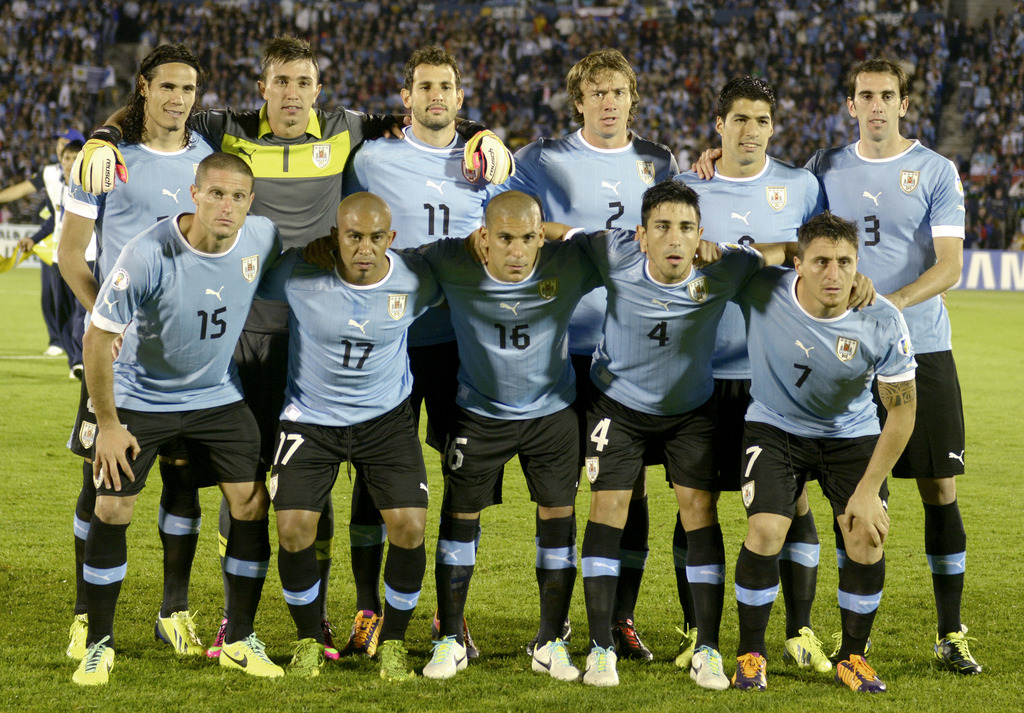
[72,152,282,685]
[260,193,441,680]
[507,47,678,660]
[805,58,981,674]
[674,77,831,675]
[418,191,601,682]
[731,211,916,694]
[59,44,214,661]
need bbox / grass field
[1,267,1021,712]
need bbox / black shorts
[741,422,886,520]
[712,378,752,491]
[93,401,261,498]
[584,390,716,492]
[443,406,579,513]
[409,340,460,453]
[234,328,290,471]
[270,400,428,513]
[874,350,965,479]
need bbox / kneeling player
[731,211,916,693]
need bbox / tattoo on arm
[878,378,917,408]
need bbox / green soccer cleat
[72,636,114,686]
[378,639,416,682]
[935,629,982,675]
[67,613,88,660]
[287,637,325,678]
[829,630,872,660]
[219,633,284,678]
[155,610,206,656]
[673,625,698,670]
[784,627,832,673]
[835,654,887,692]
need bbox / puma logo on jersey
[102,293,118,312]
[948,450,965,465]
[795,340,814,357]
[161,188,181,203]
[601,180,621,195]
[425,180,446,195]
[205,286,224,301]
[347,319,369,335]
[651,298,672,311]
[500,302,520,315]
[237,147,255,162]
[862,191,881,206]
[730,211,751,225]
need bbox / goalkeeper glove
[459,122,515,185]
[72,125,128,194]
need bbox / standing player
[507,48,678,660]
[418,192,601,682]
[675,77,831,674]
[72,153,282,685]
[261,193,442,680]
[805,58,981,674]
[60,44,214,661]
[731,211,916,694]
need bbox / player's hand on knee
[848,272,877,310]
[691,147,722,180]
[94,425,140,491]
[841,490,889,548]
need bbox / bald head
[485,191,541,230]
[337,191,392,230]
[335,192,395,285]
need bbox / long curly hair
[121,44,205,147]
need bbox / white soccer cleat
[583,644,619,687]
[531,639,580,682]
[422,635,468,680]
[690,645,731,690]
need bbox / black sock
[581,520,622,649]
[316,494,334,619]
[535,513,576,645]
[73,461,96,616]
[672,516,695,627]
[218,498,231,617]
[686,524,726,650]
[924,501,966,636]
[615,497,648,622]
[379,542,426,642]
[157,461,200,617]
[779,510,819,638]
[734,544,779,656]
[279,543,323,642]
[223,516,270,644]
[435,515,478,643]
[84,517,129,649]
[833,516,847,573]
[350,472,385,615]
[837,556,884,660]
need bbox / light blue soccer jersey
[259,248,443,427]
[346,126,497,347]
[417,238,601,419]
[742,268,917,438]
[65,138,214,281]
[91,214,280,412]
[509,129,678,355]
[676,157,825,378]
[577,231,764,415]
[806,141,965,354]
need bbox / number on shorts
[273,432,305,466]
[446,436,468,471]
[590,417,611,453]
[742,445,763,481]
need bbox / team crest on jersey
[900,170,920,194]
[688,276,708,303]
[766,186,787,211]
[388,294,408,320]
[585,457,600,483]
[269,474,278,501]
[79,422,97,450]
[241,255,259,282]
[539,278,558,300]
[898,335,913,357]
[636,161,656,185]
[462,158,481,183]
[111,268,130,291]
[742,481,755,508]
[836,336,859,362]
[312,144,331,169]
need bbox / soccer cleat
[583,644,618,687]
[829,631,872,660]
[431,609,479,659]
[531,639,580,682]
[67,613,88,660]
[321,618,340,661]
[422,635,468,680]
[72,636,114,686]
[784,627,832,673]
[44,345,65,357]
[690,645,730,690]
[342,609,382,657]
[612,618,653,662]
[935,629,982,675]
[70,365,84,381]
[155,610,206,656]
[525,617,572,655]
[219,633,284,678]
[732,652,767,690]
[835,654,887,692]
[378,639,416,682]
[673,625,698,670]
[287,637,325,678]
[207,617,228,658]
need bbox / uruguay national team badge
[900,169,920,194]
[636,161,656,185]
[688,276,708,303]
[539,278,558,300]
[79,422,96,450]
[742,481,755,508]
[836,336,859,362]
[241,255,259,282]
[585,457,600,483]
[269,474,278,501]
[766,186,787,211]
[462,158,481,183]
[312,143,331,169]
[388,294,408,320]
[111,268,130,291]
